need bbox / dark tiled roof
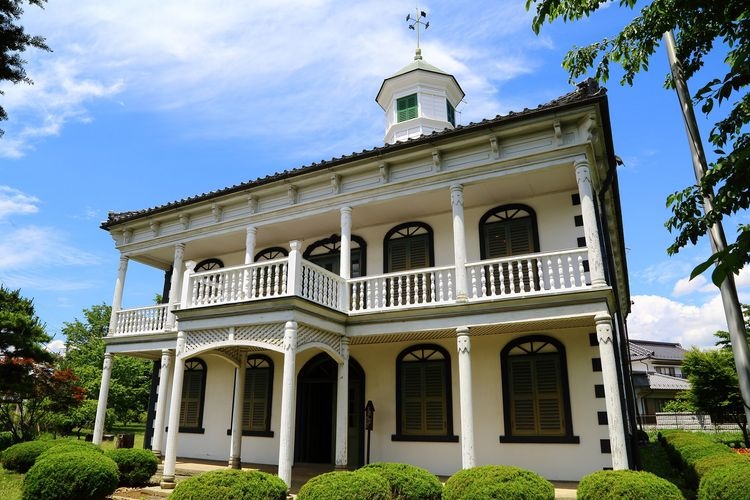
[629,339,688,361]
[101,79,606,229]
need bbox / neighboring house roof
[646,372,691,391]
[629,339,688,362]
[101,79,607,229]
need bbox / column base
[455,294,468,304]
[228,457,241,469]
[334,464,348,471]
[160,476,176,489]
[151,449,163,462]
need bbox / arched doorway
[294,353,365,467]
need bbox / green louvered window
[242,355,273,434]
[397,93,418,122]
[447,100,455,126]
[501,336,577,442]
[384,223,434,306]
[179,358,206,431]
[395,345,454,440]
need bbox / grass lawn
[0,466,23,500]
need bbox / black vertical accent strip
[592,358,602,372]
[595,384,605,398]
[582,260,590,272]
[572,193,581,205]
[589,333,599,346]
[143,359,160,450]
[574,215,584,227]
[597,411,608,425]
[577,236,587,248]
[600,439,611,453]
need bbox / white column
[165,244,185,330]
[245,226,257,264]
[456,327,475,468]
[151,349,173,459]
[450,184,468,302]
[229,351,248,469]
[340,207,352,279]
[334,337,350,470]
[160,332,186,489]
[287,241,302,296]
[596,312,628,469]
[92,353,114,445]
[278,321,298,488]
[575,159,606,286]
[108,255,129,334]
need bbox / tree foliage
[714,304,750,350]
[62,304,152,425]
[0,0,51,136]
[526,0,750,285]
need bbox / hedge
[105,448,158,486]
[22,451,120,500]
[171,469,287,500]
[360,462,442,500]
[1,441,56,473]
[577,470,683,500]
[443,465,554,500]
[297,470,390,500]
[697,461,750,500]
[0,431,13,453]
[37,440,103,460]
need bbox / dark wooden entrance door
[295,353,365,467]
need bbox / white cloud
[2,0,540,157]
[0,186,40,220]
[0,226,100,270]
[672,274,709,296]
[45,339,67,355]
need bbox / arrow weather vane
[405,7,429,59]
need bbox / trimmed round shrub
[297,470,390,500]
[361,462,442,499]
[22,451,119,500]
[693,452,749,477]
[577,470,683,500]
[1,440,56,473]
[697,461,750,500]
[171,469,287,500]
[443,465,554,500]
[38,440,103,460]
[0,431,13,452]
[105,448,158,486]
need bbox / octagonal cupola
[376,47,465,145]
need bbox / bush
[38,440,103,460]
[171,469,287,500]
[693,452,749,477]
[697,461,750,500]
[1,441,55,473]
[0,431,13,452]
[297,470,390,500]
[22,451,119,500]
[577,470,683,499]
[105,448,158,486]
[361,462,442,499]
[443,465,554,500]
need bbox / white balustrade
[466,248,590,300]
[114,304,169,335]
[111,249,592,334]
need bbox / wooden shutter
[508,353,564,436]
[397,94,418,122]
[180,369,204,428]
[423,362,447,434]
[401,363,424,433]
[535,355,564,434]
[401,360,447,436]
[243,367,270,432]
[508,357,536,434]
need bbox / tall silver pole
[664,31,750,426]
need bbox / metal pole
[664,30,750,427]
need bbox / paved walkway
[113,459,577,499]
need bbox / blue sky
[0,1,747,351]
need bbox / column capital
[574,157,590,169]
[119,254,130,264]
[246,225,257,235]
[450,184,464,208]
[340,205,352,215]
[595,312,614,344]
[456,327,471,354]
[104,352,114,361]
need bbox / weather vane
[405,7,429,60]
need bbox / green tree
[62,304,152,425]
[1,1,51,136]
[526,0,749,285]
[715,304,750,350]
[682,345,749,446]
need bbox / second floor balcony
[110,246,592,336]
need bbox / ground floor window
[179,358,206,433]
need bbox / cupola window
[397,93,418,122]
[446,100,455,126]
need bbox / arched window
[194,258,224,272]
[254,247,289,261]
[179,358,206,433]
[242,355,274,436]
[479,205,540,294]
[500,336,578,443]
[303,234,367,277]
[384,222,434,273]
[393,344,456,442]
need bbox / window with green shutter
[396,93,418,122]
[242,355,273,435]
[179,358,207,432]
[393,345,457,442]
[500,336,578,443]
[384,223,434,306]
[446,100,455,126]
